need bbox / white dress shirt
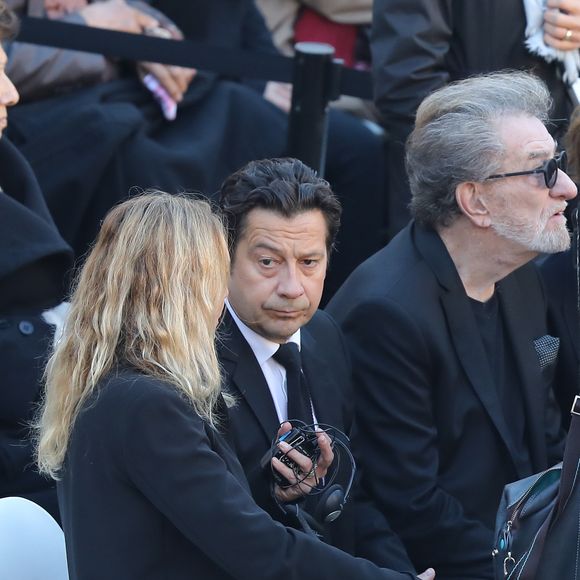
[226,300,301,424]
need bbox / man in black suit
[540,248,580,429]
[327,71,576,579]
[217,158,432,579]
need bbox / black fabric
[471,294,533,475]
[218,311,417,575]
[6,75,286,259]
[0,137,73,522]
[372,0,573,238]
[327,221,565,579]
[58,367,413,580]
[153,0,386,302]
[8,0,384,298]
[273,343,313,425]
[470,295,501,399]
[540,250,579,428]
[0,138,71,291]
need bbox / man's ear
[455,182,491,228]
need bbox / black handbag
[492,395,580,579]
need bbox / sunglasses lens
[559,151,568,172]
[546,158,558,188]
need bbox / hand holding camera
[263,422,334,503]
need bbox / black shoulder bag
[492,395,580,579]
[493,208,580,579]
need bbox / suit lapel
[218,313,280,442]
[498,274,547,472]
[301,328,342,427]
[414,224,520,469]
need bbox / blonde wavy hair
[36,192,230,479]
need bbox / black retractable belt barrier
[17,17,372,98]
[16,17,373,171]
[17,17,294,82]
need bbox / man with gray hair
[327,71,576,579]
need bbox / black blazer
[327,222,564,579]
[58,368,414,580]
[218,310,416,575]
[540,250,579,427]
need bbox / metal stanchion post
[287,42,343,177]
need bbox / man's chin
[259,316,308,343]
[531,227,571,254]
[263,324,301,343]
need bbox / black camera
[260,427,320,486]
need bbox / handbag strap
[555,395,580,517]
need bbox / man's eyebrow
[252,241,281,253]
[527,143,556,160]
[251,242,325,258]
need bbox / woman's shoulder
[90,366,184,415]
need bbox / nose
[0,74,19,108]
[277,264,304,299]
[551,169,577,201]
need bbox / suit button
[18,320,35,335]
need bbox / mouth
[547,206,567,225]
[552,203,567,216]
[269,309,303,318]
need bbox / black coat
[372,0,569,141]
[372,0,571,237]
[217,310,416,575]
[6,74,287,259]
[7,0,386,298]
[58,367,414,580]
[540,250,579,427]
[6,0,288,258]
[327,222,565,579]
[0,137,73,520]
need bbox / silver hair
[407,71,553,228]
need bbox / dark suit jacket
[327,222,565,579]
[218,310,416,575]
[540,250,579,428]
[58,367,414,580]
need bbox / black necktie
[273,342,313,425]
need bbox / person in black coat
[216,158,426,577]
[0,1,73,522]
[5,0,288,261]
[540,248,579,428]
[36,191,428,580]
[7,0,385,301]
[327,72,574,579]
[372,0,578,238]
[539,108,580,428]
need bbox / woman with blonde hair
[36,192,419,580]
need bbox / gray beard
[491,211,571,254]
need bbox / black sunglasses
[485,150,567,189]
